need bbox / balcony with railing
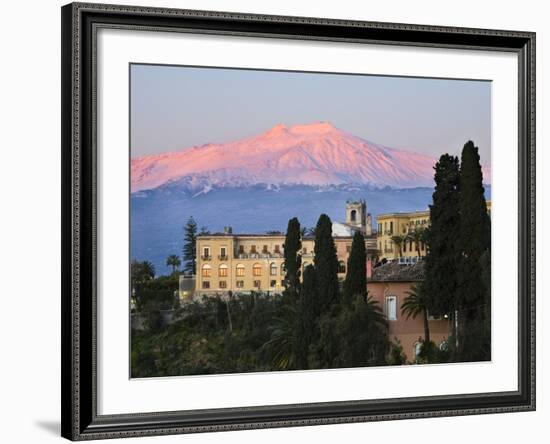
[201,255,212,260]
[236,252,284,259]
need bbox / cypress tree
[457,141,491,360]
[283,217,302,300]
[313,214,340,314]
[182,217,198,275]
[423,154,461,318]
[343,231,367,303]
[296,264,316,369]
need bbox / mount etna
[131,122,490,274]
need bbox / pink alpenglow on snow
[131,122,491,193]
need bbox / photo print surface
[129,64,492,377]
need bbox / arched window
[236,264,245,277]
[350,209,357,222]
[218,264,228,277]
[338,260,346,274]
[270,262,277,276]
[253,263,262,277]
[201,264,212,277]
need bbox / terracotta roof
[369,260,424,282]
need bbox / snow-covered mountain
[131,122,490,193]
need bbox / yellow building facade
[376,200,492,261]
[195,233,376,296]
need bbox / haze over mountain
[131,122,491,193]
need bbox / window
[201,264,212,277]
[202,281,210,289]
[280,280,285,287]
[203,247,210,258]
[262,245,268,254]
[274,245,280,254]
[346,244,351,253]
[236,280,244,288]
[219,281,227,289]
[253,280,261,288]
[250,245,257,254]
[236,264,245,277]
[270,280,276,287]
[385,296,397,320]
[253,263,262,276]
[270,263,277,276]
[280,263,285,276]
[302,247,307,254]
[350,209,357,222]
[390,221,394,233]
[218,264,228,277]
[220,246,227,258]
[238,245,244,254]
[338,260,346,274]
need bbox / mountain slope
[132,122,487,193]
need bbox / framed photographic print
[61,2,536,440]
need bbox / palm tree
[166,254,181,274]
[262,304,297,370]
[131,260,155,283]
[300,226,316,237]
[406,227,426,257]
[390,235,405,257]
[401,283,430,343]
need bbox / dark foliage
[182,216,198,274]
[131,259,155,284]
[313,214,340,314]
[295,264,316,369]
[423,154,461,317]
[283,217,302,301]
[343,231,367,302]
[457,141,491,361]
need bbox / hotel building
[194,201,377,296]
[376,200,492,261]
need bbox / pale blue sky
[130,64,491,165]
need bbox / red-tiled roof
[369,260,424,282]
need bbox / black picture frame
[61,2,536,440]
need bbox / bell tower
[346,200,366,230]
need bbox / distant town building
[368,260,450,361]
[376,200,491,261]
